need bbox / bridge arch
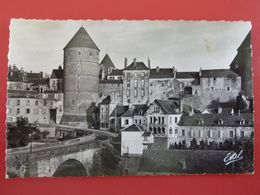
[53,159,87,177]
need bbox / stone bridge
[6,135,100,178]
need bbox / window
[213,77,216,81]
[175,128,178,134]
[240,131,244,138]
[16,108,20,114]
[35,100,38,106]
[16,100,20,106]
[162,127,165,134]
[141,80,145,87]
[208,130,213,138]
[34,108,38,114]
[143,136,148,141]
[134,80,138,87]
[211,87,214,91]
[127,72,130,77]
[78,50,81,55]
[139,119,141,125]
[191,130,194,137]
[90,52,92,56]
[175,117,178,123]
[161,82,165,87]
[26,100,30,106]
[150,117,152,123]
[141,89,144,96]
[134,72,138,77]
[127,80,130,87]
[162,117,165,124]
[135,119,137,124]
[219,130,223,138]
[149,127,152,132]
[229,131,234,138]
[227,86,230,91]
[158,117,161,124]
[182,129,185,137]
[125,119,129,125]
[7,108,11,114]
[26,108,30,114]
[199,130,203,138]
[134,89,137,97]
[42,108,46,115]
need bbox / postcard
[6,19,254,178]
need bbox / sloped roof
[122,124,144,132]
[176,72,199,79]
[8,71,23,82]
[149,68,175,79]
[200,69,239,78]
[122,104,149,117]
[109,69,123,76]
[154,99,181,114]
[50,67,63,79]
[64,27,100,51]
[142,131,152,137]
[124,62,149,70]
[32,78,49,85]
[27,72,42,80]
[178,113,253,127]
[99,80,123,84]
[100,96,111,105]
[100,54,115,68]
[110,105,129,117]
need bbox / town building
[149,67,180,102]
[109,105,129,132]
[146,99,182,148]
[120,104,149,130]
[98,79,123,104]
[121,124,154,156]
[49,66,63,91]
[99,54,115,80]
[99,96,111,130]
[177,112,254,147]
[122,59,150,105]
[7,90,50,124]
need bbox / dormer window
[227,86,230,91]
[217,119,224,125]
[240,119,246,125]
[198,119,204,125]
[78,50,82,55]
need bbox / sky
[8,19,251,74]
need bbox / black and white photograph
[6,19,254,178]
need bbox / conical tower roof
[64,27,100,51]
[100,54,115,68]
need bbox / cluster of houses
[6,27,253,158]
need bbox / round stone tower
[61,27,100,126]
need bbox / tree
[190,138,199,150]
[89,144,121,176]
[7,117,36,148]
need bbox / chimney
[189,108,194,116]
[133,58,137,67]
[231,108,234,116]
[199,67,202,77]
[40,71,43,79]
[173,66,177,79]
[148,58,151,69]
[217,106,222,114]
[238,109,241,116]
[124,58,128,68]
[156,66,159,73]
[58,65,62,70]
